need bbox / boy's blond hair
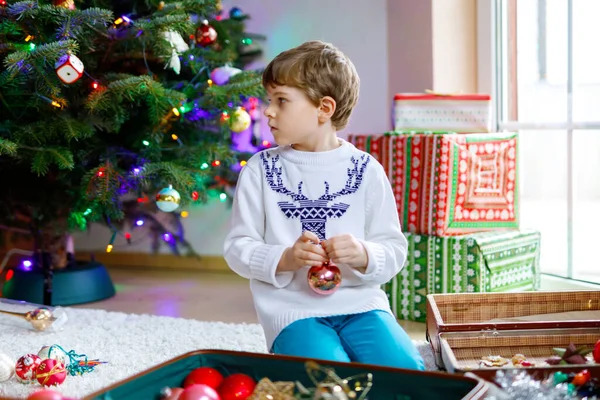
[262,40,360,131]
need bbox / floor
[63,268,600,343]
[69,267,429,341]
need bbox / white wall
[75,0,392,255]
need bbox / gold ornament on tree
[228,107,252,133]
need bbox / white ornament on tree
[210,66,242,85]
[0,353,14,382]
[163,31,189,75]
[156,185,181,212]
[55,54,84,84]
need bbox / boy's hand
[322,234,368,270]
[277,231,328,273]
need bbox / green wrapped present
[384,229,541,322]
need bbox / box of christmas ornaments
[426,291,600,369]
[84,349,487,400]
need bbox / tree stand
[1,248,116,306]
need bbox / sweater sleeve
[223,159,294,288]
[350,159,408,284]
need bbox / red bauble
[196,21,217,46]
[218,373,256,400]
[27,389,64,400]
[52,0,75,9]
[15,354,42,384]
[179,384,220,400]
[36,359,67,387]
[593,340,600,363]
[184,367,224,389]
[307,261,342,295]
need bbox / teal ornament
[553,371,568,384]
[156,185,181,212]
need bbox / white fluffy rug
[0,307,436,399]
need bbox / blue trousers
[271,310,425,370]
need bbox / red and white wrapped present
[393,93,492,133]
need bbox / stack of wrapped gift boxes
[349,93,541,323]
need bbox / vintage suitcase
[86,349,488,400]
[427,291,600,369]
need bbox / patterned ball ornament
[156,185,181,212]
[196,20,217,47]
[307,261,341,295]
[36,359,67,386]
[15,354,42,384]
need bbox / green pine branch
[4,39,79,74]
[29,147,74,175]
[0,138,18,156]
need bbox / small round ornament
[0,352,14,382]
[180,384,220,400]
[307,261,342,295]
[209,66,241,86]
[160,387,184,400]
[36,359,67,386]
[27,389,64,400]
[229,7,243,19]
[218,373,256,400]
[156,185,181,212]
[38,345,70,368]
[184,367,224,389]
[196,20,217,47]
[52,0,75,9]
[228,107,251,133]
[16,354,43,384]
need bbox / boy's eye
[278,98,287,104]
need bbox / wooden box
[439,328,600,374]
[426,291,600,369]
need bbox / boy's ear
[318,96,336,123]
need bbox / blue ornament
[229,7,243,19]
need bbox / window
[489,0,600,281]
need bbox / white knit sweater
[223,139,407,350]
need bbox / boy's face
[264,84,321,148]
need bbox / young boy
[223,41,424,370]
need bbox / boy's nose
[264,105,275,119]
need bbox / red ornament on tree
[184,367,224,389]
[52,0,76,9]
[218,373,256,400]
[307,260,342,295]
[15,354,42,384]
[196,20,217,47]
[36,359,67,386]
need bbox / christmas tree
[0,0,267,261]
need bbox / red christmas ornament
[180,384,220,400]
[52,0,76,9]
[593,340,600,363]
[218,373,256,400]
[36,359,67,386]
[15,354,42,384]
[307,261,342,295]
[27,389,64,400]
[184,367,224,389]
[196,20,217,47]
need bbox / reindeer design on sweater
[260,152,371,240]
